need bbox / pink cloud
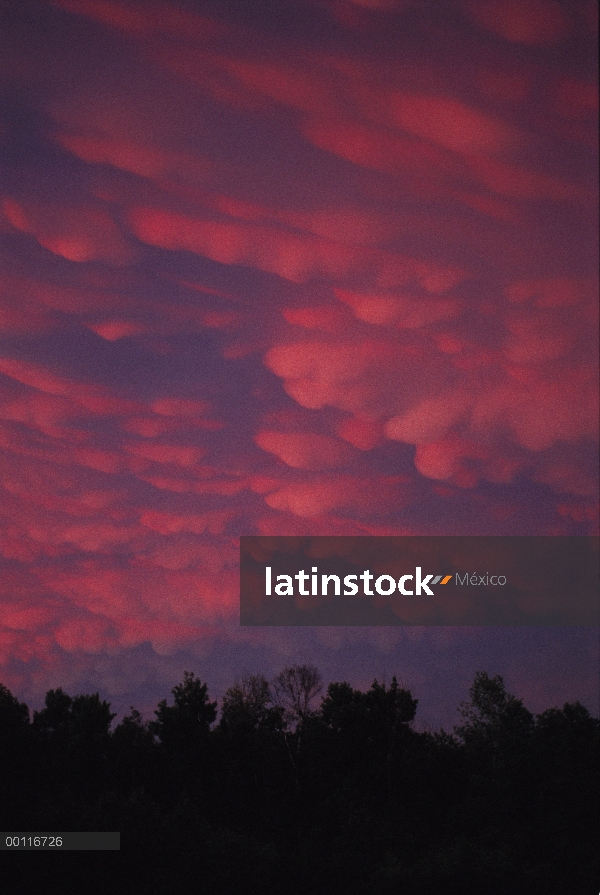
[0,0,596,712]
[255,431,354,470]
[53,0,226,39]
[123,442,206,468]
[3,198,133,264]
[466,0,570,45]
[139,510,234,537]
[335,288,462,328]
[263,473,411,518]
[128,204,434,286]
[389,92,517,155]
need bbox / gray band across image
[240,536,599,626]
[1,833,120,850]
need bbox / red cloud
[123,442,206,468]
[389,93,517,154]
[469,157,587,203]
[54,615,115,653]
[386,392,473,446]
[3,198,132,265]
[336,416,383,451]
[335,288,462,328]
[0,273,57,336]
[88,320,146,341]
[151,398,211,417]
[262,473,411,518]
[128,205,382,284]
[53,0,225,40]
[0,358,139,416]
[466,0,570,45]
[57,133,214,191]
[282,306,350,332]
[255,431,354,470]
[140,510,234,536]
[215,56,336,116]
[0,0,596,711]
[302,116,463,188]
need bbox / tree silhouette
[0,683,32,828]
[0,670,597,894]
[111,707,156,793]
[220,673,283,736]
[151,670,217,749]
[150,671,217,806]
[0,681,29,726]
[454,671,533,749]
[272,664,322,729]
[32,689,115,806]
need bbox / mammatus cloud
[0,0,597,717]
[465,0,571,46]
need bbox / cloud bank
[0,0,597,721]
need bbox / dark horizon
[0,0,598,732]
[1,667,598,891]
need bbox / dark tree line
[1,669,598,894]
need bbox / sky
[0,0,598,730]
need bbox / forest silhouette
[1,667,598,894]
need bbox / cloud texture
[0,0,597,723]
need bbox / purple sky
[0,0,598,729]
